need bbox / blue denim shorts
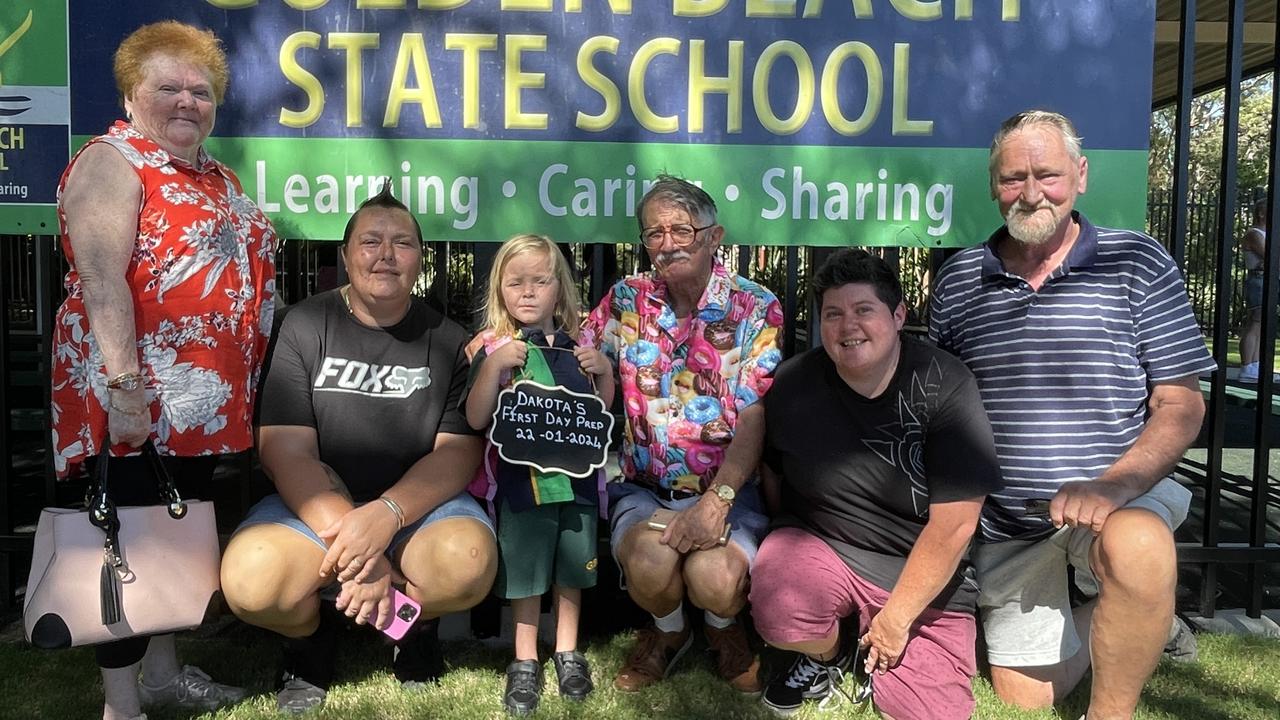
[1245,274,1264,309]
[607,481,769,568]
[237,492,495,555]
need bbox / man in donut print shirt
[581,174,783,695]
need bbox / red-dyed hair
[113,21,229,105]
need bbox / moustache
[655,251,693,266]
[1007,201,1054,218]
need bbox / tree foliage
[1149,73,1274,193]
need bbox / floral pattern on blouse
[581,261,784,494]
[50,121,277,476]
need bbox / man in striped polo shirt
[930,110,1214,719]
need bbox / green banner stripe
[15,138,1146,246]
[0,4,67,86]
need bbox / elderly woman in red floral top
[50,21,275,720]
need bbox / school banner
[1,1,1155,245]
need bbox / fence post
[1200,0,1246,619]
[1245,16,1280,620]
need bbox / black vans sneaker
[762,639,862,717]
[762,653,836,716]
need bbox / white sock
[653,604,685,633]
[704,610,735,629]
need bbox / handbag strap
[88,440,191,566]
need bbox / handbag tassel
[100,560,122,626]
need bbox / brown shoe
[704,622,762,695]
[613,625,693,692]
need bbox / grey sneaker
[1163,615,1198,663]
[277,672,327,715]
[138,664,247,711]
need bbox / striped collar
[980,211,1100,284]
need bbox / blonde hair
[114,21,229,105]
[481,234,581,339]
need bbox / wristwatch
[708,483,736,507]
[106,372,145,392]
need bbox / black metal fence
[2,2,1278,617]
[1147,187,1271,338]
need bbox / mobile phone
[647,508,732,546]
[380,588,421,641]
[851,641,874,703]
[1023,498,1051,518]
[646,508,677,531]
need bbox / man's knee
[989,664,1069,710]
[1092,509,1176,591]
[682,547,748,615]
[617,525,682,593]
[221,526,323,630]
[400,518,498,606]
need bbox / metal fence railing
[1147,187,1271,340]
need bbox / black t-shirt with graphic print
[763,335,1003,613]
[257,289,477,502]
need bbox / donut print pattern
[581,261,783,494]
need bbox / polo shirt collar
[642,260,736,328]
[980,211,1098,283]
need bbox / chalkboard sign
[489,380,614,478]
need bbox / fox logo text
[314,357,430,399]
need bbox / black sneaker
[553,650,594,701]
[394,617,444,690]
[277,617,336,715]
[503,660,543,716]
[761,653,835,716]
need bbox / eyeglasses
[638,223,716,249]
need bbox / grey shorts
[973,477,1191,667]
[607,481,770,570]
[237,492,495,556]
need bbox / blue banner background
[67,1,1155,149]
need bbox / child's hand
[491,340,528,371]
[574,346,612,377]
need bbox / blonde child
[464,234,615,715]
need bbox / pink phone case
[381,588,421,641]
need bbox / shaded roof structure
[1153,0,1278,108]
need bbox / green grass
[1,623,1277,720]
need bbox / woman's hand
[574,346,611,378]
[334,555,403,630]
[317,501,400,582]
[106,387,150,447]
[490,340,528,372]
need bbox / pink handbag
[23,441,220,649]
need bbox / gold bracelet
[108,397,148,415]
[105,372,145,391]
[379,495,406,531]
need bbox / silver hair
[988,110,1083,195]
[636,174,718,228]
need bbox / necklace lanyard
[516,340,598,393]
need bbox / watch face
[715,485,735,502]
